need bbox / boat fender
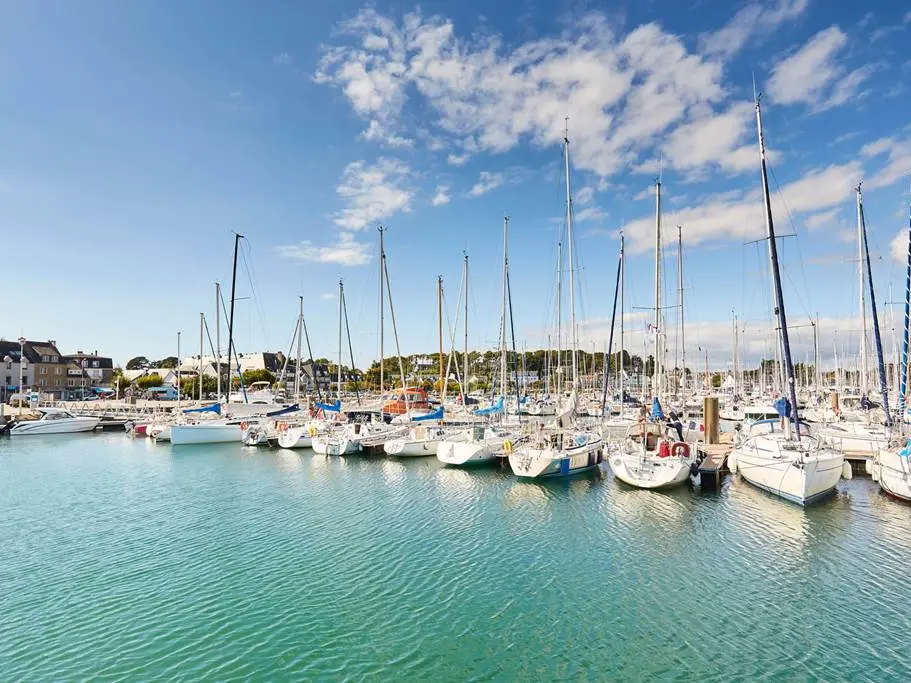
[728,452,738,474]
[864,459,874,476]
[503,440,513,453]
[841,461,853,480]
[671,442,690,459]
[240,421,248,431]
[278,422,288,432]
[658,440,671,458]
[307,424,317,437]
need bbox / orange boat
[382,387,431,416]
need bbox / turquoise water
[2,434,911,680]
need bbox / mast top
[563,116,569,143]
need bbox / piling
[831,392,839,413]
[703,397,719,445]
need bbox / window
[55,379,61,386]
[39,378,46,387]
[39,367,47,375]
[55,367,62,375]
[41,355,49,362]
[4,375,9,385]
[92,360,100,368]
[67,379,75,387]
[51,355,58,362]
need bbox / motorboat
[9,408,100,436]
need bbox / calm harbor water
[2,434,911,680]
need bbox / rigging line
[238,241,273,349]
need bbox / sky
[2,0,911,373]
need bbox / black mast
[755,97,800,436]
[227,232,243,403]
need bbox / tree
[111,368,132,388]
[180,375,218,397]
[126,356,150,370]
[241,369,275,385]
[157,357,179,369]
[136,373,163,389]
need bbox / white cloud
[767,26,871,110]
[333,158,414,230]
[273,52,293,66]
[468,171,504,197]
[276,233,372,267]
[869,12,911,43]
[804,209,838,230]
[431,185,451,206]
[359,119,413,148]
[575,206,608,222]
[862,137,911,189]
[316,8,727,178]
[621,161,862,253]
[575,186,595,205]
[891,229,909,263]
[700,0,809,57]
[447,152,470,166]
[662,101,761,174]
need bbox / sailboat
[817,186,896,457]
[508,123,604,479]
[872,177,911,501]
[608,180,695,490]
[727,95,845,505]
[438,218,521,466]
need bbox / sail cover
[412,407,444,422]
[473,396,504,416]
[183,403,221,415]
[315,399,342,413]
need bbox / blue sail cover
[412,407,444,422]
[473,396,504,416]
[267,403,300,417]
[183,403,221,415]
[650,397,665,421]
[315,399,342,413]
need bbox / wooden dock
[696,433,733,489]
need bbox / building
[64,351,115,389]
[27,340,69,398]
[0,339,35,401]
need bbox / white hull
[170,422,244,445]
[10,417,100,435]
[872,449,911,501]
[818,423,892,456]
[732,434,843,505]
[384,439,440,456]
[610,451,693,489]
[508,435,603,478]
[277,426,313,449]
[437,439,501,465]
[152,425,172,443]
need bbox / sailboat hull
[733,436,843,505]
[873,449,911,501]
[508,438,603,478]
[609,452,692,489]
[170,423,244,445]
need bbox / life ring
[503,439,514,453]
[278,422,288,432]
[240,421,248,431]
[307,424,317,437]
[671,442,690,459]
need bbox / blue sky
[2,0,910,371]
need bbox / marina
[2,431,911,680]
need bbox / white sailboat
[727,95,845,506]
[509,123,603,479]
[608,179,695,490]
[384,423,447,456]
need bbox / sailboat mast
[438,276,444,391]
[227,233,242,403]
[564,121,579,389]
[378,226,385,394]
[295,296,303,404]
[215,282,221,401]
[654,179,662,400]
[337,279,343,400]
[814,315,821,393]
[177,331,181,411]
[199,313,204,401]
[900,176,911,415]
[755,96,800,434]
[858,185,893,428]
[678,225,685,395]
[857,186,870,395]
[620,233,625,402]
[463,253,469,401]
[500,217,510,397]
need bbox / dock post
[704,397,719,445]
[831,391,839,414]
